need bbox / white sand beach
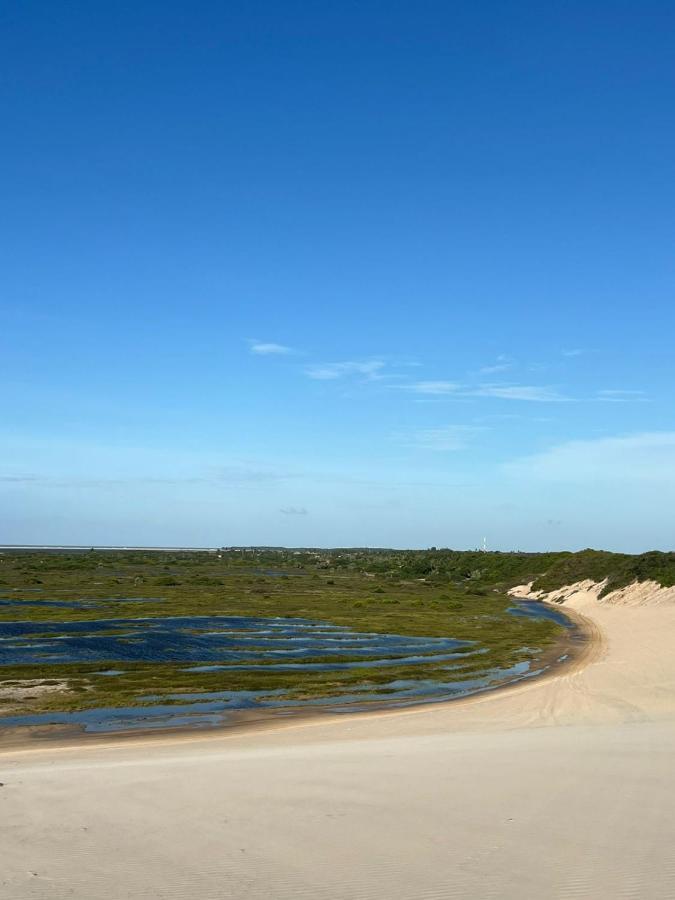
[2,586,675,900]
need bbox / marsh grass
[0,549,575,717]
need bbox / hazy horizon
[0,542,670,556]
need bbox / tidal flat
[0,549,575,736]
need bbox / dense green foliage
[529,549,675,595]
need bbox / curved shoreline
[0,601,597,755]
[4,594,675,899]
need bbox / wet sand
[2,591,675,899]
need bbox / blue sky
[2,2,674,551]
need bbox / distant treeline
[3,546,674,595]
[315,547,675,594]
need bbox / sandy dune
[2,588,675,899]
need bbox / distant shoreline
[0,545,220,552]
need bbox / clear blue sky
[2,2,674,551]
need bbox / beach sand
[2,589,675,899]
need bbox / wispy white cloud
[403,380,566,401]
[249,340,294,356]
[479,363,512,375]
[248,340,621,408]
[404,380,461,395]
[305,360,386,381]
[472,384,568,402]
[396,425,485,451]
[505,432,675,483]
[478,354,513,375]
[595,389,647,403]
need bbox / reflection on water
[0,601,573,735]
[0,661,540,734]
[0,615,469,666]
[508,599,570,626]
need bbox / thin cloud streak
[249,340,294,355]
[305,360,386,381]
[404,381,567,401]
[403,381,460,395]
[472,384,568,402]
[595,389,648,403]
[478,354,513,375]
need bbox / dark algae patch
[0,547,610,736]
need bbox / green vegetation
[529,549,675,595]
[1,544,669,721]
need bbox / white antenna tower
[482,537,487,552]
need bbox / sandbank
[2,586,675,899]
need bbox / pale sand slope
[2,586,675,900]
